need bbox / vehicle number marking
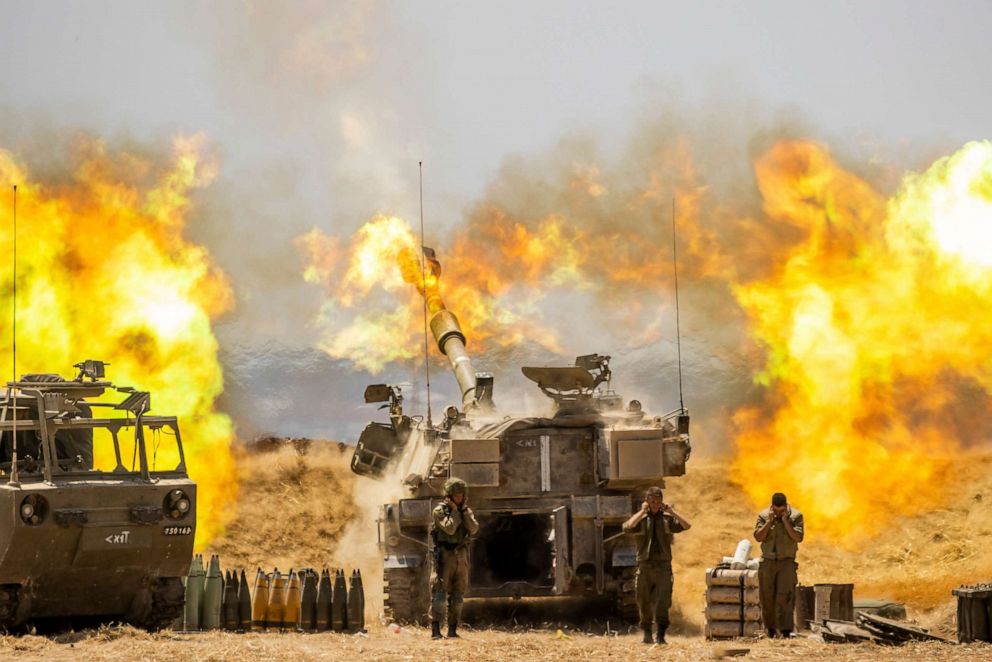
[163,525,193,536]
[516,438,538,448]
[105,530,131,545]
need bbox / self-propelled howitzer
[350,258,691,623]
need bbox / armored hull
[0,362,195,630]
[373,408,689,623]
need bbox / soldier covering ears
[430,477,479,639]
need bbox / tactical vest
[635,512,675,563]
[759,507,801,560]
[434,504,470,546]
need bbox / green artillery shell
[183,554,205,631]
[202,554,223,630]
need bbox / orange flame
[0,134,237,549]
[298,214,579,373]
[301,137,992,542]
[730,140,992,541]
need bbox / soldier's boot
[642,625,653,644]
[431,621,442,640]
[766,628,776,639]
[780,630,792,639]
[447,592,463,639]
[656,627,667,644]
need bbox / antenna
[419,162,433,430]
[672,198,685,413]
[10,185,18,485]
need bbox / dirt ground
[1,623,988,661]
[3,441,991,659]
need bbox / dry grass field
[1,624,989,661]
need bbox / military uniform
[754,506,804,634]
[622,510,685,638]
[430,488,479,636]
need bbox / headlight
[163,489,192,520]
[20,494,48,525]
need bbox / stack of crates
[704,567,762,639]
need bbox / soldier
[753,492,804,638]
[430,477,479,639]
[622,486,691,644]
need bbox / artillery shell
[267,569,286,630]
[284,568,301,631]
[331,568,348,631]
[238,569,252,631]
[316,569,332,632]
[202,554,223,629]
[183,554,205,631]
[251,568,268,631]
[300,570,318,633]
[223,569,240,630]
[347,569,365,632]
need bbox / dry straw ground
[2,442,990,660]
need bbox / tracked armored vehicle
[351,254,691,623]
[0,360,194,631]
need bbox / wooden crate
[794,585,816,632]
[953,584,992,643]
[814,583,853,623]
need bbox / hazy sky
[5,1,990,208]
[2,0,991,439]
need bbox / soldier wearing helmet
[430,477,479,639]
[754,492,804,638]
[622,485,692,645]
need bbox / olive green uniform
[622,511,685,631]
[754,507,804,632]
[430,501,479,625]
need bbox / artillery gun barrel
[428,308,477,406]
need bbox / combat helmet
[444,477,467,496]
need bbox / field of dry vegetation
[2,441,991,660]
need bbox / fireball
[0,134,236,548]
[730,140,992,541]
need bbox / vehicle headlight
[163,489,192,520]
[20,494,48,525]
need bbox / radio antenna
[10,185,19,485]
[672,198,685,413]
[419,162,433,430]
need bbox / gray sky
[2,0,991,440]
